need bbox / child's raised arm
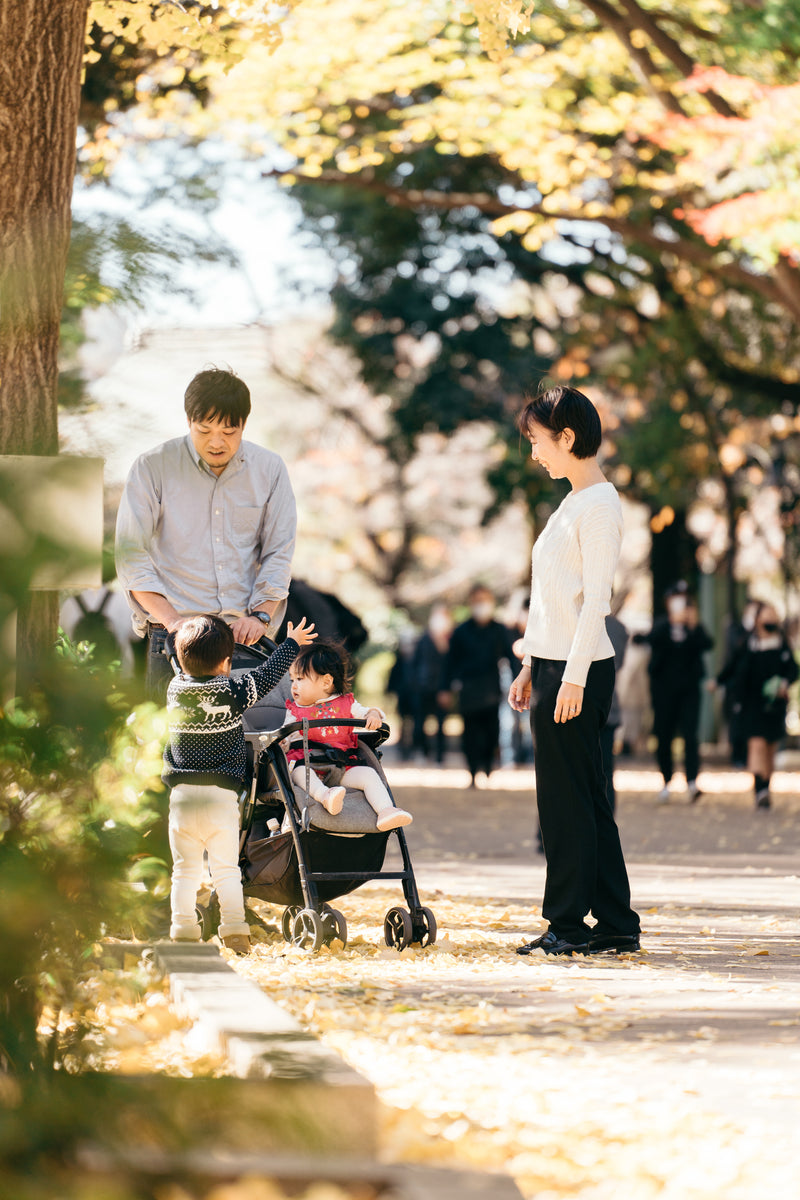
[286,617,317,646]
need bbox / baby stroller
[187,639,437,953]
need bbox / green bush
[0,647,169,1076]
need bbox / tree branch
[581,0,737,117]
[576,0,686,113]
[267,168,800,319]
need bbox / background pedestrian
[635,582,713,805]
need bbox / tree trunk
[0,0,89,682]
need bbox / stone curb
[81,1146,525,1198]
[105,939,376,1157]
[102,939,523,1197]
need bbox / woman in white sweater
[508,386,640,957]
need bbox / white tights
[289,763,392,814]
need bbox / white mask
[429,614,451,637]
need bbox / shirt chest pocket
[232,506,263,547]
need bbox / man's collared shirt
[115,435,296,633]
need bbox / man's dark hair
[175,614,234,677]
[184,367,251,426]
[292,640,351,696]
[517,384,602,459]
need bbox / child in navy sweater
[164,612,316,953]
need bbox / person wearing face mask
[413,604,453,763]
[726,604,797,809]
[439,585,518,786]
[633,582,713,804]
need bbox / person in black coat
[713,599,761,768]
[634,583,713,804]
[600,612,629,814]
[439,585,518,786]
[412,605,453,763]
[387,630,420,761]
[728,603,798,809]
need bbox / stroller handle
[259,717,390,749]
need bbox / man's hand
[231,613,271,646]
[131,590,182,632]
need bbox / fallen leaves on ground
[234,887,800,1200]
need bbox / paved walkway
[236,756,800,1196]
[382,759,800,1159]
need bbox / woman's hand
[508,667,532,712]
[555,681,584,723]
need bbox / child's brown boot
[222,934,251,955]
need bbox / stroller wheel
[290,907,325,952]
[321,904,348,948]
[196,892,220,941]
[412,906,437,947]
[384,906,413,951]
[281,905,301,942]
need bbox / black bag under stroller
[187,638,437,953]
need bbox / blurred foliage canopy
[196,0,800,597]
[64,0,800,596]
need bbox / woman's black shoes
[516,931,589,956]
[587,932,640,953]
[517,930,641,956]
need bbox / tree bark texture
[0,1,89,687]
[0,0,89,457]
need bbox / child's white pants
[290,763,392,813]
[168,783,249,940]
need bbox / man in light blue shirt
[115,366,296,699]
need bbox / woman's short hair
[292,640,351,696]
[517,385,602,459]
[184,367,251,426]
[175,614,234,677]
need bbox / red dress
[284,693,359,763]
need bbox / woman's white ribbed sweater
[520,481,622,687]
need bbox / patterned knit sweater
[162,638,299,791]
[519,482,622,687]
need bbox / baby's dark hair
[175,614,234,677]
[292,639,352,694]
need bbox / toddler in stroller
[282,640,413,833]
